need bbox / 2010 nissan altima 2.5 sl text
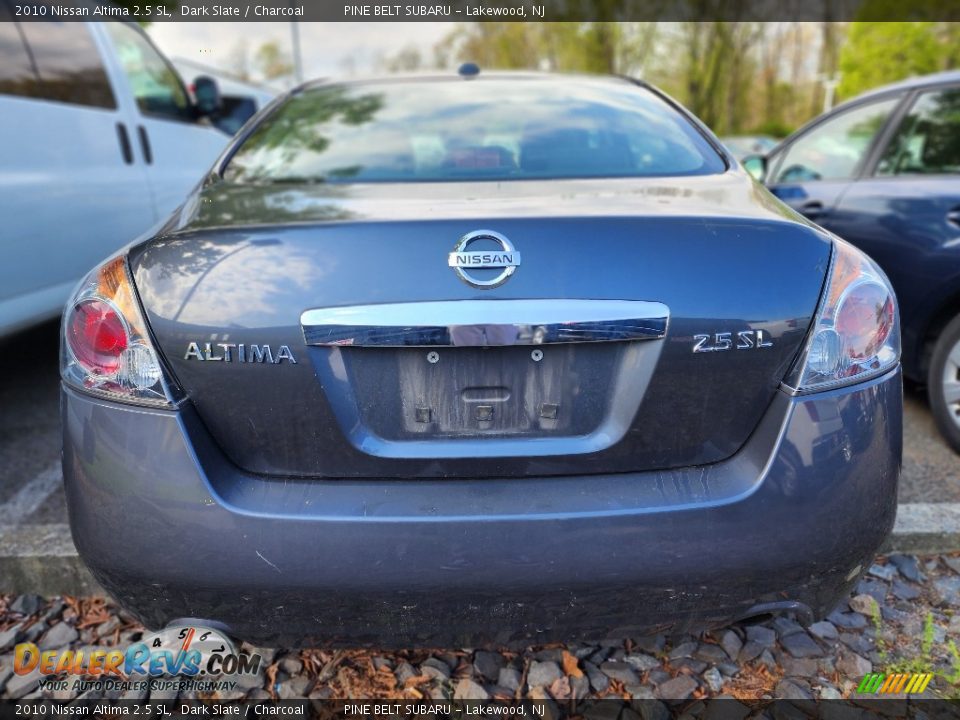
[61,70,902,648]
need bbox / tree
[676,22,758,134]
[433,22,542,70]
[379,46,425,73]
[254,40,294,82]
[228,39,252,82]
[838,22,946,99]
[432,22,659,75]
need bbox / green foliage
[254,40,294,82]
[868,610,960,698]
[868,599,888,663]
[414,20,960,135]
[749,120,794,139]
[924,612,936,658]
[947,641,960,687]
[838,22,958,100]
[227,87,384,179]
[886,612,936,676]
[433,22,630,74]
[382,46,424,73]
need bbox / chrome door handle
[301,299,669,347]
[947,209,960,228]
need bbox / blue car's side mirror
[741,154,767,182]
[193,75,222,117]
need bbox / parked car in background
[0,13,231,338]
[720,135,778,161]
[62,71,901,646]
[743,71,960,453]
[173,58,278,135]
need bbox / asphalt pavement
[0,322,960,532]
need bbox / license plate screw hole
[475,405,494,421]
[427,351,440,364]
[531,349,544,362]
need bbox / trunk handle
[301,299,669,347]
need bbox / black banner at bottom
[1,699,960,720]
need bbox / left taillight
[61,255,178,408]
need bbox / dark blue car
[61,72,902,647]
[747,71,960,453]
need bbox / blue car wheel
[930,313,960,454]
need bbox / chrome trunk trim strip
[301,299,669,347]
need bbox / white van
[0,13,233,337]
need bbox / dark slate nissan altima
[61,71,902,647]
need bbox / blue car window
[877,87,960,176]
[222,78,726,184]
[771,97,900,184]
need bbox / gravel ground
[2,554,960,704]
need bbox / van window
[0,2,37,98]
[13,20,116,108]
[104,22,192,122]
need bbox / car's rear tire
[928,313,960,454]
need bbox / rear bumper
[62,368,901,648]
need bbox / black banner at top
[8,0,960,22]
[2,699,960,718]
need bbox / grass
[871,608,960,697]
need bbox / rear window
[222,77,726,184]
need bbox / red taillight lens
[786,239,900,392]
[835,282,895,374]
[67,298,128,376]
[62,256,176,407]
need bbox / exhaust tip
[734,600,815,627]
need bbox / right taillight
[785,239,900,393]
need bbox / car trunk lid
[131,176,830,478]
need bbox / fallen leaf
[562,650,583,678]
[265,663,279,700]
[549,675,571,700]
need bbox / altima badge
[184,342,296,363]
[448,230,521,289]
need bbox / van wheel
[928,313,960,454]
